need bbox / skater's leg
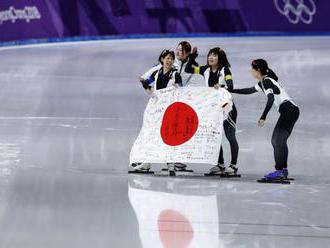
[205,101,242,178]
[271,125,290,170]
[209,105,239,176]
[223,121,239,166]
[167,163,176,176]
[271,103,300,170]
[217,146,224,165]
[223,104,239,166]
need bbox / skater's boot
[133,163,151,172]
[264,169,286,180]
[225,164,238,175]
[131,163,141,167]
[282,168,289,179]
[167,163,176,176]
[174,163,187,171]
[208,164,226,175]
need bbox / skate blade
[204,172,222,177]
[128,170,154,174]
[220,174,241,178]
[285,177,295,181]
[161,168,194,172]
[257,178,290,184]
[204,173,241,178]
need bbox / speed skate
[128,163,155,174]
[257,177,295,184]
[204,172,241,178]
[161,163,194,172]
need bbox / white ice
[0,36,329,247]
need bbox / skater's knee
[271,133,282,146]
[271,136,287,148]
[225,131,237,143]
[271,136,278,147]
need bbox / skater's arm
[224,67,233,91]
[260,94,274,120]
[185,63,208,76]
[231,87,258,94]
[140,64,162,80]
[185,51,207,75]
[174,72,183,87]
[259,79,275,120]
[140,70,157,89]
[190,47,199,67]
[140,78,151,90]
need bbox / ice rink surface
[0,36,329,247]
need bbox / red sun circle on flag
[160,102,199,146]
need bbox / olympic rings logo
[274,0,316,24]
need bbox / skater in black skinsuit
[185,47,239,176]
[231,59,300,181]
[132,50,182,176]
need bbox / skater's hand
[146,88,153,95]
[190,48,198,61]
[147,87,158,100]
[214,83,220,89]
[191,47,198,58]
[173,83,179,88]
[257,119,265,127]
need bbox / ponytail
[251,59,279,81]
[266,68,278,81]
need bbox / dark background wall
[0,0,328,43]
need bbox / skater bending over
[231,59,300,181]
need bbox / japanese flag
[130,87,232,165]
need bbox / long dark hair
[177,41,192,54]
[207,47,230,69]
[158,49,175,64]
[251,59,278,81]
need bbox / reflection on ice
[128,175,221,248]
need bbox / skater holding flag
[185,47,239,176]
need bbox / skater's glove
[257,119,265,127]
[139,77,147,85]
[191,47,198,58]
[140,78,152,90]
[214,83,220,89]
[189,50,198,61]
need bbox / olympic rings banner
[0,0,329,43]
[129,87,232,165]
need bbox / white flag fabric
[130,87,232,165]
